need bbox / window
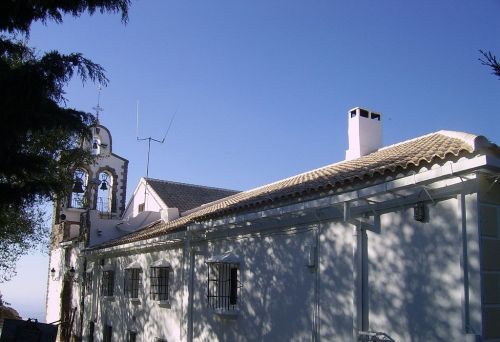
[103,325,112,342]
[128,331,137,342]
[150,267,170,301]
[64,248,71,268]
[71,168,88,208]
[138,203,145,213]
[97,171,113,214]
[207,262,240,311]
[101,270,114,296]
[88,321,94,342]
[85,271,93,294]
[92,137,101,156]
[124,268,142,298]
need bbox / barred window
[150,267,170,301]
[101,270,114,296]
[103,325,112,342]
[128,331,137,342]
[85,271,93,294]
[88,321,94,342]
[124,268,142,298]
[207,262,240,311]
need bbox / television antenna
[136,101,176,208]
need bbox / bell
[100,181,108,190]
[72,180,85,193]
[92,141,98,149]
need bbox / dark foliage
[479,50,500,79]
[0,38,103,208]
[0,0,130,34]
[0,0,130,281]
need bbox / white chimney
[345,107,382,160]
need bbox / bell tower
[45,94,128,338]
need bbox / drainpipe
[312,213,322,341]
[186,231,194,342]
[78,258,87,340]
[353,223,368,341]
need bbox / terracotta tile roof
[95,130,499,249]
[146,178,240,213]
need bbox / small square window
[101,270,115,296]
[138,203,145,213]
[207,262,240,311]
[124,268,142,298]
[150,267,170,301]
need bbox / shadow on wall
[84,197,466,342]
[191,229,318,341]
[85,251,185,342]
[368,198,464,342]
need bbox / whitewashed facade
[45,124,129,340]
[47,108,500,341]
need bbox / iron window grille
[88,321,94,342]
[124,268,142,298]
[103,325,112,342]
[128,331,137,342]
[150,267,170,301]
[85,271,92,294]
[207,262,240,311]
[101,270,114,296]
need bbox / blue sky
[2,0,500,321]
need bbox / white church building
[46,107,500,341]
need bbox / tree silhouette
[480,50,500,79]
[0,0,131,281]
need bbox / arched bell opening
[70,168,88,208]
[97,171,113,214]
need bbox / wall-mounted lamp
[414,202,426,222]
[50,267,59,281]
[306,245,317,268]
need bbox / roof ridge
[378,130,480,152]
[99,129,488,250]
[145,177,240,193]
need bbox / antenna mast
[136,101,176,209]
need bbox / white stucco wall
[83,246,186,342]
[46,248,63,323]
[319,220,355,341]
[77,172,498,341]
[190,228,316,342]
[367,198,464,341]
[122,180,165,220]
